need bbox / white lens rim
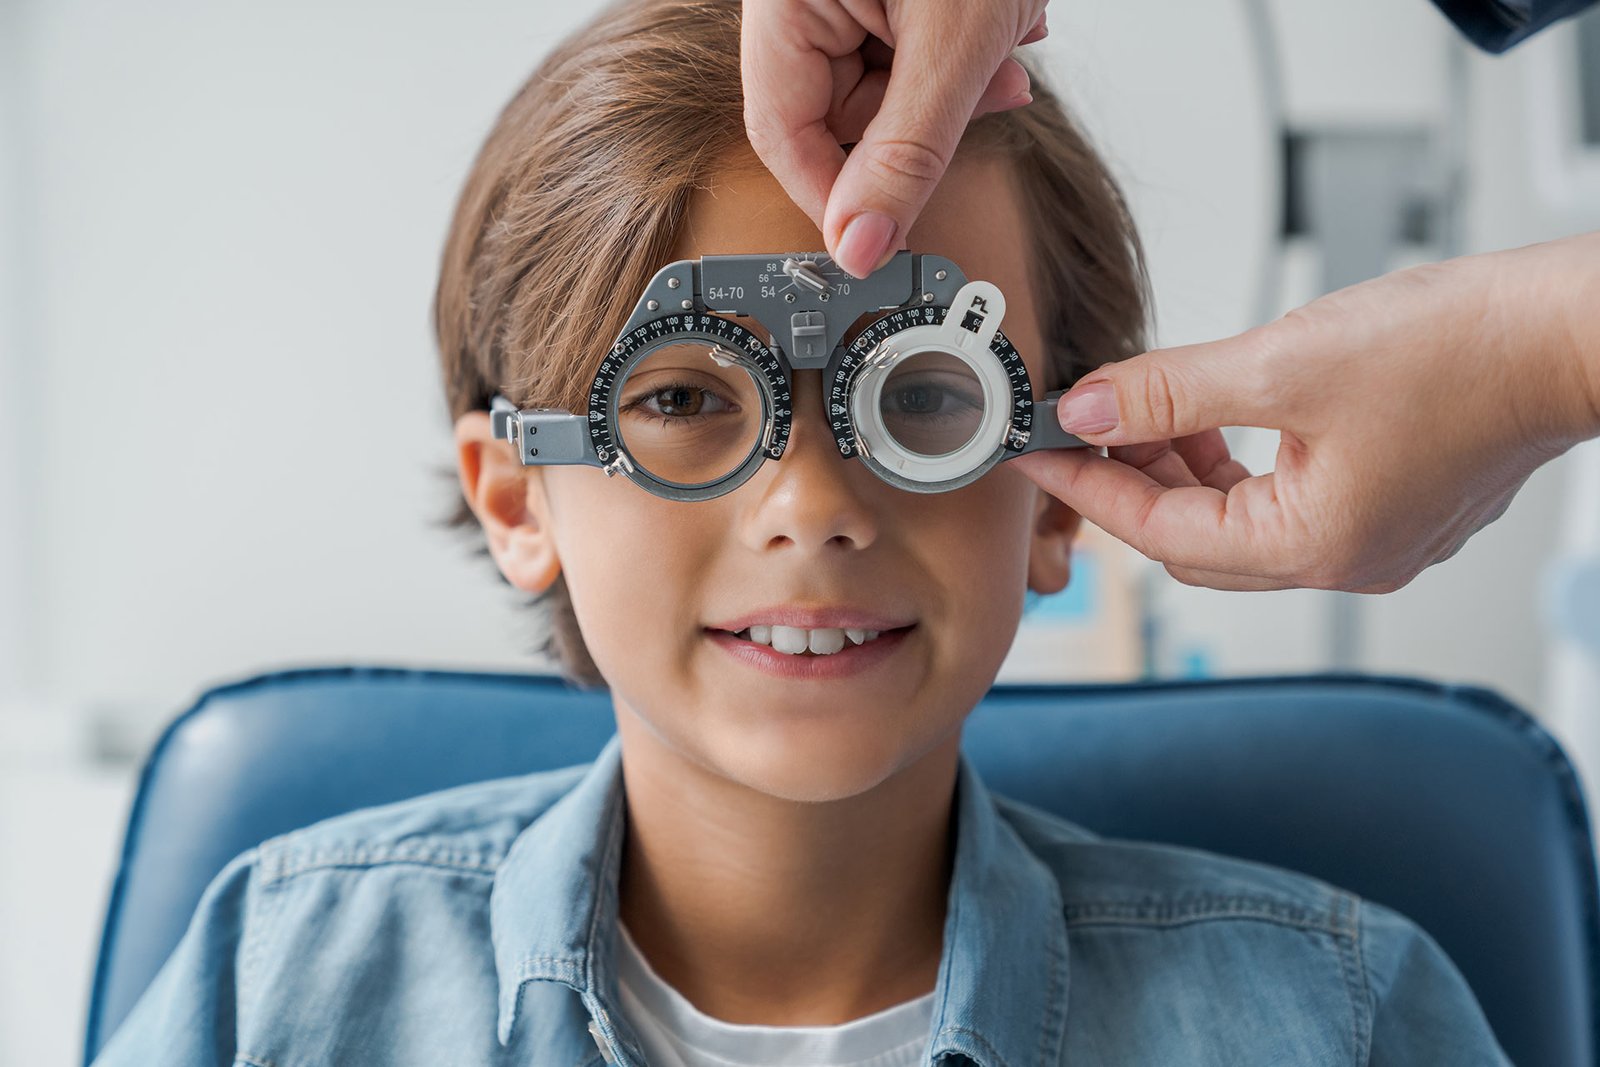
[850,326,1011,486]
[848,279,1014,490]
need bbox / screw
[667,277,681,289]
[818,293,829,302]
[681,299,693,309]
[784,293,796,302]
[935,269,948,281]
[646,299,660,311]
[922,292,934,302]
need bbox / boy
[92,0,1510,1063]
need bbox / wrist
[1567,234,1600,440]
[1548,233,1600,447]
[1503,233,1600,449]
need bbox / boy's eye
[878,365,986,456]
[882,371,982,418]
[621,381,737,422]
[616,346,751,428]
[616,372,757,484]
[887,381,972,415]
[649,384,723,417]
[888,383,938,414]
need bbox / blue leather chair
[85,665,1600,1066]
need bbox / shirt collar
[489,734,1071,1066]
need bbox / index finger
[741,1,860,227]
[1009,448,1289,577]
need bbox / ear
[453,411,563,595]
[1026,487,1083,596]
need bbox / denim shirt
[91,734,1511,1066]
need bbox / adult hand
[742,0,1049,279]
[1009,233,1600,593]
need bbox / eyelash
[618,380,738,426]
[885,382,980,416]
[616,375,974,427]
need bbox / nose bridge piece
[780,368,843,464]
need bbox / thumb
[824,24,1023,279]
[1054,328,1287,446]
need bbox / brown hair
[432,0,1150,688]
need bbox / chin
[701,714,959,804]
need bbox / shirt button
[587,1018,619,1064]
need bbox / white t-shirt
[614,920,936,1067]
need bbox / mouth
[703,620,917,678]
[721,623,909,656]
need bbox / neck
[613,706,959,1026]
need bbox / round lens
[614,342,764,486]
[876,350,987,457]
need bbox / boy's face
[457,148,1081,803]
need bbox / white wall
[3,1,1596,1064]
[1,0,33,703]
[17,1,602,734]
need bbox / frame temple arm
[1015,394,1094,454]
[488,394,604,468]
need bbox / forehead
[670,148,1040,355]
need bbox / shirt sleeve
[87,849,259,1067]
[1359,899,1512,1066]
[1429,0,1599,52]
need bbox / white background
[2,1,1598,1063]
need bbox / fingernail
[1058,381,1119,433]
[1006,90,1033,108]
[838,211,897,279]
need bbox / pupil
[896,386,939,413]
[658,386,702,416]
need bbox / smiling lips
[708,607,916,658]
[735,624,882,655]
[705,622,915,676]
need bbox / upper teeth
[739,625,883,655]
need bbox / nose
[737,370,881,554]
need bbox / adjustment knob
[781,256,830,294]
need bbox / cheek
[962,463,1038,548]
[913,469,1038,636]
[544,471,716,673]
